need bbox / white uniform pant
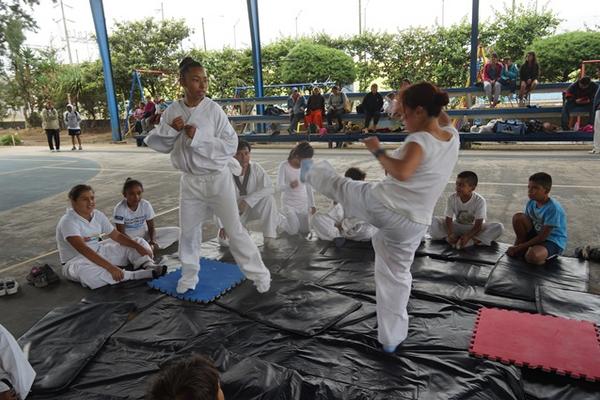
[593,110,600,152]
[310,212,341,241]
[179,171,271,286]
[142,227,180,249]
[240,196,279,238]
[61,238,154,290]
[0,324,35,399]
[306,161,427,347]
[484,81,501,103]
[279,207,310,235]
[342,218,378,241]
[429,217,504,245]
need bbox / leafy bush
[0,134,22,146]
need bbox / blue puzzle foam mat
[147,258,246,303]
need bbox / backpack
[494,120,526,135]
[342,93,352,113]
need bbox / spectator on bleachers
[500,56,519,94]
[305,87,325,132]
[287,87,306,133]
[141,96,156,133]
[561,76,598,130]
[482,53,503,107]
[519,51,539,106]
[591,85,600,154]
[132,102,145,134]
[361,83,384,133]
[383,92,395,115]
[326,86,347,132]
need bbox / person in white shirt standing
[277,142,316,235]
[56,184,166,290]
[64,104,83,151]
[144,57,271,294]
[217,140,279,248]
[430,171,504,248]
[113,178,180,252]
[300,82,459,353]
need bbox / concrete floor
[1,143,599,337]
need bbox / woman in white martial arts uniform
[277,142,316,235]
[0,324,35,400]
[56,185,165,290]
[301,82,459,353]
[113,178,180,252]
[310,167,377,242]
[218,140,279,247]
[144,57,271,294]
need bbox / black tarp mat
[80,279,165,311]
[536,285,600,324]
[17,302,136,394]
[484,256,589,301]
[416,239,509,265]
[18,234,598,399]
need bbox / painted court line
[0,160,79,176]
[44,166,179,174]
[0,206,180,274]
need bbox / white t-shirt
[445,192,486,225]
[277,160,315,212]
[112,199,155,238]
[56,209,114,264]
[373,125,460,225]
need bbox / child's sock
[299,159,314,183]
[124,269,154,280]
[382,344,398,353]
[176,273,199,294]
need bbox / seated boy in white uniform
[430,170,504,248]
[310,167,377,243]
[218,140,279,247]
[56,184,166,290]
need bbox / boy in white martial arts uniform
[310,167,377,243]
[56,185,166,290]
[218,140,279,247]
[0,324,35,400]
[429,171,503,248]
[300,82,459,353]
[113,178,180,252]
[144,57,271,294]
[277,142,316,235]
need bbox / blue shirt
[525,197,567,251]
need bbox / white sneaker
[56,149,61,152]
[4,277,19,295]
[254,278,271,293]
[50,149,56,152]
[176,275,199,294]
[0,279,6,296]
[589,149,599,154]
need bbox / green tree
[530,31,600,82]
[280,42,356,86]
[189,47,253,98]
[108,18,190,101]
[0,0,41,63]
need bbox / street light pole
[233,18,240,49]
[201,17,207,51]
[358,0,362,35]
[295,10,302,38]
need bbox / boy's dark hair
[491,52,498,59]
[344,167,366,181]
[457,170,478,187]
[401,82,449,118]
[179,57,204,78]
[529,172,552,192]
[579,76,591,86]
[147,355,220,400]
[122,177,143,195]
[288,141,314,160]
[237,140,251,152]
[68,184,93,201]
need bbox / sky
[25,0,600,64]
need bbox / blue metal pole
[246,0,265,132]
[469,0,480,87]
[89,0,121,141]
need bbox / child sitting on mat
[507,172,567,264]
[277,141,316,235]
[310,167,377,243]
[147,355,224,400]
[429,171,504,248]
[56,184,166,290]
[113,178,180,253]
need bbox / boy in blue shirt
[507,172,567,264]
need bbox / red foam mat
[469,307,600,382]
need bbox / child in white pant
[113,178,180,252]
[144,57,271,294]
[218,140,279,247]
[0,324,35,400]
[310,167,377,242]
[301,82,459,353]
[430,171,504,248]
[56,185,165,290]
[277,142,316,235]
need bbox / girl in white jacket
[144,57,271,294]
